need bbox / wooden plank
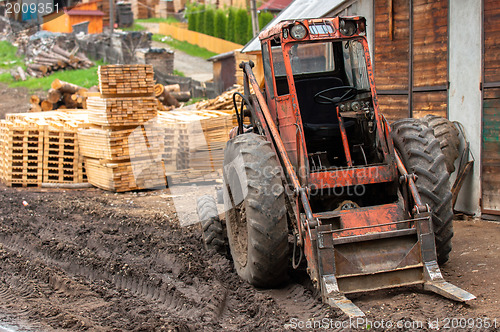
[412,91,447,119]
[482,86,500,211]
[377,95,409,122]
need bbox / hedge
[186,6,276,45]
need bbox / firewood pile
[29,79,93,112]
[195,85,244,111]
[12,30,94,80]
[25,45,94,78]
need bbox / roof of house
[258,0,293,11]
[242,0,349,53]
[66,9,105,16]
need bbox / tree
[234,8,249,45]
[226,7,237,43]
[187,4,197,31]
[195,5,205,33]
[259,11,274,31]
[215,9,227,39]
[204,7,216,36]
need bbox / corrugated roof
[258,0,293,11]
[242,0,349,53]
[66,9,105,16]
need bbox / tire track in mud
[0,233,226,329]
[262,281,337,325]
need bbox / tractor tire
[420,114,460,174]
[223,133,288,288]
[391,118,454,264]
[197,195,226,253]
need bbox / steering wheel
[313,86,357,105]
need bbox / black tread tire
[197,195,226,253]
[391,118,454,264]
[420,114,460,174]
[223,133,288,288]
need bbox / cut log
[63,93,78,108]
[16,66,26,81]
[41,100,54,111]
[164,84,181,92]
[51,45,72,59]
[30,95,40,104]
[154,83,164,97]
[170,91,191,102]
[27,63,48,74]
[52,79,85,94]
[26,68,43,78]
[159,89,180,108]
[30,104,41,112]
[47,89,62,104]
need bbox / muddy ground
[0,86,498,331]
[0,185,498,331]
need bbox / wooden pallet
[86,96,158,126]
[157,109,234,172]
[78,124,164,162]
[0,120,44,187]
[85,157,166,192]
[98,64,155,96]
[43,122,86,184]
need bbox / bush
[195,4,205,33]
[215,9,227,39]
[259,11,274,30]
[234,8,249,45]
[186,4,197,31]
[203,7,215,36]
[226,7,237,43]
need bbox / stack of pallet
[157,109,233,176]
[0,111,88,187]
[79,64,166,192]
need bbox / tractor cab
[260,17,385,170]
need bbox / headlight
[339,19,357,36]
[290,23,307,40]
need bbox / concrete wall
[448,0,482,215]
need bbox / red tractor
[197,16,474,317]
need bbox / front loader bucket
[313,204,475,317]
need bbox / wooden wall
[481,0,500,213]
[374,0,448,121]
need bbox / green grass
[152,34,217,59]
[120,23,146,31]
[136,17,180,24]
[0,60,106,91]
[173,69,185,77]
[0,41,25,69]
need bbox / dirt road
[0,185,498,331]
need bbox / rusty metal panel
[482,88,500,212]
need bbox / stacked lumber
[26,45,94,78]
[80,64,166,192]
[157,109,233,175]
[0,111,88,187]
[98,65,155,96]
[195,86,244,111]
[86,95,158,126]
[29,79,90,112]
